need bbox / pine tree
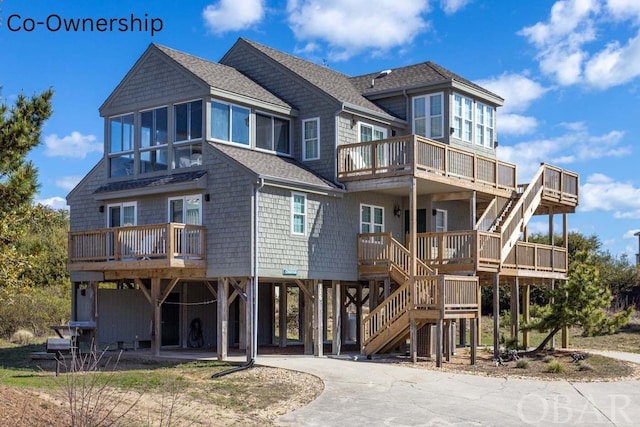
[0,89,54,287]
[524,251,634,353]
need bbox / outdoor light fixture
[450,127,455,135]
[394,204,401,217]
[99,205,104,213]
[205,194,211,202]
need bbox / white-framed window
[452,94,473,142]
[210,99,250,146]
[435,209,447,232]
[302,118,320,161]
[174,100,203,142]
[107,202,137,227]
[358,122,387,142]
[256,112,291,154]
[412,93,443,139]
[476,102,494,148]
[360,204,384,234]
[291,192,307,235]
[108,113,135,178]
[168,195,202,225]
[139,106,168,173]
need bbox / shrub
[578,362,593,371]
[516,360,529,369]
[546,361,565,373]
[10,329,34,345]
[504,337,520,350]
[542,355,555,363]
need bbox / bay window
[476,102,494,148]
[452,94,473,142]
[413,94,443,139]
[174,100,203,169]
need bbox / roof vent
[371,69,392,88]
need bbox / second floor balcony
[337,134,517,192]
[68,223,206,272]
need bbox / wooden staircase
[358,234,479,357]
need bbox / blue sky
[1,0,640,259]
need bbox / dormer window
[256,112,290,154]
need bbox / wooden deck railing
[337,135,517,191]
[395,231,566,273]
[503,242,567,272]
[68,223,206,264]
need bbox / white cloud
[476,73,549,114]
[203,0,265,34]
[584,32,640,88]
[622,229,640,239]
[497,124,629,180]
[44,132,102,159]
[607,0,640,21]
[55,176,82,192]
[520,0,640,89]
[498,114,539,136]
[440,0,472,15]
[476,73,548,136]
[36,196,68,210]
[287,0,430,60]
[580,174,640,218]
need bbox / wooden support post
[340,285,348,343]
[562,325,569,349]
[314,280,323,357]
[279,283,287,348]
[493,274,500,359]
[470,318,477,365]
[444,320,451,362]
[369,281,379,310]
[383,278,390,299]
[332,281,341,355]
[245,278,254,362]
[522,284,530,349]
[151,278,161,356]
[511,278,520,341]
[410,316,417,363]
[90,281,99,346]
[477,293,482,346]
[460,319,467,347]
[217,278,229,361]
[304,281,313,355]
[356,285,363,349]
[239,293,246,350]
[435,318,443,367]
[550,280,555,350]
[182,284,188,348]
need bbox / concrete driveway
[257,354,640,426]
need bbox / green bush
[516,360,529,369]
[542,355,555,363]
[578,362,593,371]
[546,361,565,373]
[0,283,70,337]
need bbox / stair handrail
[499,164,546,261]
[388,235,437,276]
[475,198,497,231]
[361,280,411,346]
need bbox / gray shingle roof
[210,142,339,190]
[94,170,207,194]
[153,44,292,109]
[236,39,390,115]
[350,61,504,101]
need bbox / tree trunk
[526,327,561,355]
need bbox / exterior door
[161,293,180,346]
[404,209,427,235]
